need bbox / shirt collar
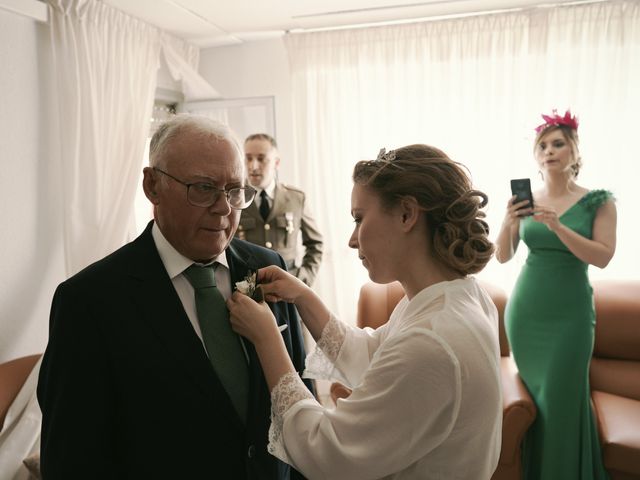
[151,222,229,278]
[260,179,277,199]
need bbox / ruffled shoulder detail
[579,189,615,211]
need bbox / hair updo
[352,144,494,276]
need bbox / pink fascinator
[534,109,579,133]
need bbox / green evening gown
[505,189,614,480]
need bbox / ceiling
[102,0,584,48]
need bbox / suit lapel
[226,241,258,368]
[126,225,243,428]
[246,201,260,221]
[270,183,287,221]
[226,241,274,422]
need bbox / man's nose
[207,192,232,216]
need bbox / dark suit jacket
[37,222,311,479]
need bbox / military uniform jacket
[237,182,323,286]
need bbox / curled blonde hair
[353,144,494,275]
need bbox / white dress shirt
[151,223,232,346]
[257,179,276,210]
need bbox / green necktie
[183,263,249,423]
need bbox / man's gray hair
[149,114,243,168]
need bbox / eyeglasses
[153,167,256,210]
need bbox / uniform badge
[285,212,295,234]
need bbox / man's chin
[193,233,232,259]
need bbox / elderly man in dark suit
[237,134,323,286]
[37,114,311,479]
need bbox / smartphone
[510,178,534,216]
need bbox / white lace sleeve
[268,371,315,462]
[302,313,348,381]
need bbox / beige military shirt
[236,182,323,286]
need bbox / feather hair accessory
[534,109,579,133]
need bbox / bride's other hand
[257,265,311,304]
[228,292,280,347]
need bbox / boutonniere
[235,270,265,303]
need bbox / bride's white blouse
[269,277,502,480]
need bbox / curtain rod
[285,0,607,34]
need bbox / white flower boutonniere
[235,270,264,302]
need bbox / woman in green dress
[495,110,617,480]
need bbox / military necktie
[259,190,270,221]
[183,263,249,423]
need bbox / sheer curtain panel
[285,0,640,323]
[48,0,161,276]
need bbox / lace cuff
[268,371,315,462]
[302,314,347,381]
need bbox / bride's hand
[257,265,310,304]
[227,292,280,347]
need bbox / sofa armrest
[499,356,537,466]
[592,390,640,476]
[329,382,353,405]
[0,354,42,431]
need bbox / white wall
[199,38,298,184]
[0,9,65,362]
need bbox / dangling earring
[538,170,544,181]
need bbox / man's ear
[142,167,160,205]
[399,196,421,231]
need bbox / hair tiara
[376,147,396,162]
[534,109,579,133]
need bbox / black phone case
[510,178,534,214]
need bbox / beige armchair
[590,280,640,480]
[0,354,41,431]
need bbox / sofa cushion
[356,281,404,330]
[590,358,640,401]
[593,281,640,362]
[0,355,41,431]
[592,390,640,475]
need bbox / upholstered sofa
[332,279,640,479]
[0,353,42,479]
[590,280,640,480]
[0,354,41,431]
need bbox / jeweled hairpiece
[376,147,396,162]
[534,109,579,133]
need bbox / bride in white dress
[228,144,502,480]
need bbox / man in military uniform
[237,133,323,286]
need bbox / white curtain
[285,0,640,323]
[49,0,161,276]
[48,0,218,276]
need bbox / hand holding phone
[510,178,534,216]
